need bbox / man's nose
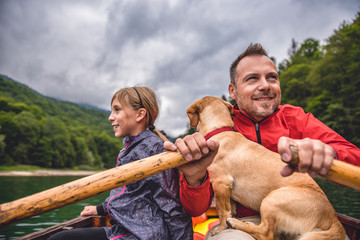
[257,76,271,91]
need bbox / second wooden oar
[0,151,187,227]
[288,145,360,190]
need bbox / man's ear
[228,83,236,102]
[186,105,199,128]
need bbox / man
[164,43,360,239]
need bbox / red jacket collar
[232,103,280,123]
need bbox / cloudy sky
[0,0,358,137]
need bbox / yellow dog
[186,96,345,240]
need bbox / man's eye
[268,75,278,80]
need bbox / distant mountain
[79,103,110,114]
[0,74,111,133]
[0,74,122,169]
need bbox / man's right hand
[164,132,219,186]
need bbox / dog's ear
[223,100,234,115]
[186,104,199,128]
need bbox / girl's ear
[136,108,147,122]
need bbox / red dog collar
[204,127,235,140]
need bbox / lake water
[0,176,108,240]
[0,176,359,240]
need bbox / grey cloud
[0,0,358,136]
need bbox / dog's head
[186,96,234,129]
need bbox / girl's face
[108,98,140,138]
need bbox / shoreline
[0,170,97,176]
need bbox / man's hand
[164,132,219,186]
[278,136,336,178]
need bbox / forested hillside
[0,75,122,169]
[279,11,360,147]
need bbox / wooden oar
[288,145,360,190]
[0,151,187,227]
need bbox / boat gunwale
[14,212,360,240]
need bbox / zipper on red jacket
[238,111,262,144]
[236,107,279,145]
[255,122,261,144]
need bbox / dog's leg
[228,185,346,240]
[226,188,298,240]
[226,215,275,240]
[297,220,346,240]
[230,198,237,217]
[211,177,233,235]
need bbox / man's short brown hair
[229,43,269,85]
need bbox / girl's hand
[80,205,98,216]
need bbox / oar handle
[287,145,360,190]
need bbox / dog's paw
[210,225,228,236]
[226,218,237,229]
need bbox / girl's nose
[108,112,114,121]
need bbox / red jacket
[180,104,360,217]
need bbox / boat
[14,207,360,240]
[15,215,111,240]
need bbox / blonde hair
[111,86,159,129]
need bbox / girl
[49,87,193,240]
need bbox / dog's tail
[299,220,346,240]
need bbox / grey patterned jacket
[97,130,193,240]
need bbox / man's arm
[164,132,218,216]
[179,172,214,216]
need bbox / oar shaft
[288,145,360,190]
[0,151,186,226]
[326,160,360,190]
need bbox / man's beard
[236,91,281,121]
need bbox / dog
[186,96,345,240]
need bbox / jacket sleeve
[179,172,214,217]
[148,140,193,239]
[286,106,360,166]
[96,204,107,216]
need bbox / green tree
[12,111,42,164]
[43,118,76,168]
[30,137,54,168]
[280,11,360,147]
[93,132,121,169]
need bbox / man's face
[229,55,281,121]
